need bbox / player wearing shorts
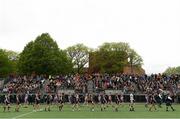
[15,94,21,112]
[3,94,11,112]
[129,93,135,111]
[53,94,58,105]
[58,93,65,111]
[108,93,113,106]
[149,94,157,111]
[84,93,88,106]
[145,94,149,108]
[98,93,101,105]
[165,94,175,111]
[24,93,29,108]
[88,94,95,111]
[34,93,41,111]
[100,93,106,111]
[119,93,124,107]
[157,93,163,108]
[113,93,120,112]
[45,93,51,111]
[71,93,79,111]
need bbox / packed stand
[2,75,45,93]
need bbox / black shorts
[100,100,106,104]
[35,100,40,104]
[88,100,93,103]
[166,102,171,106]
[46,101,50,104]
[58,100,64,104]
[115,100,119,104]
[5,101,10,105]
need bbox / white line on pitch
[11,109,43,119]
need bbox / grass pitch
[0,103,179,118]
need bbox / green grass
[0,103,179,118]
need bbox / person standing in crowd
[15,94,20,112]
[129,93,135,111]
[58,93,65,111]
[45,93,51,111]
[165,94,175,111]
[3,94,11,112]
[149,94,157,111]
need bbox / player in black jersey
[113,93,120,112]
[70,93,79,111]
[100,93,106,111]
[165,94,175,111]
[45,93,52,111]
[3,94,11,112]
[58,93,65,111]
[34,93,41,111]
[88,94,95,111]
[149,94,157,111]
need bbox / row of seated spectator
[44,73,180,95]
[2,73,180,95]
[3,75,45,93]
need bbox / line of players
[3,92,175,112]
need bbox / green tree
[164,66,180,75]
[0,49,13,77]
[128,49,143,73]
[4,50,19,74]
[66,44,91,73]
[89,42,143,74]
[18,33,73,75]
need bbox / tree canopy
[164,66,180,75]
[0,49,14,77]
[2,33,143,75]
[18,33,73,75]
[66,44,91,73]
[89,42,143,73]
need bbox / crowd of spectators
[45,73,180,95]
[2,75,45,93]
[2,73,180,95]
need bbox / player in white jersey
[3,94,11,112]
[84,93,88,106]
[24,93,29,108]
[53,94,59,105]
[129,93,135,111]
[145,94,149,108]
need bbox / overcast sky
[0,0,180,74]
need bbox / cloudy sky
[0,0,180,74]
